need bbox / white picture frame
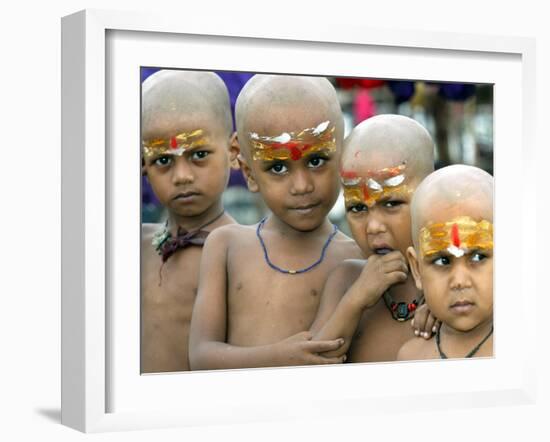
[61,9,537,433]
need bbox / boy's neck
[167,199,225,233]
[386,275,420,304]
[263,214,333,240]
[438,318,494,357]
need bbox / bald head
[411,164,494,247]
[235,75,344,159]
[142,70,232,140]
[342,114,434,183]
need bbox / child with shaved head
[189,75,362,370]
[141,70,238,373]
[309,114,436,362]
[397,165,493,360]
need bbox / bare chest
[225,240,334,345]
[141,245,203,372]
[349,300,418,363]
[142,246,202,311]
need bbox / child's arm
[411,303,440,339]
[188,228,345,370]
[310,251,408,358]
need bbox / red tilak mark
[270,141,312,161]
[451,223,461,247]
[290,146,302,161]
[362,184,369,201]
[170,137,178,149]
[340,170,358,179]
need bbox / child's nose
[289,169,314,195]
[449,260,473,291]
[365,209,386,235]
[172,157,194,184]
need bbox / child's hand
[352,251,408,309]
[275,331,346,366]
[411,303,440,339]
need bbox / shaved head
[235,75,344,159]
[142,70,232,140]
[342,114,435,183]
[411,164,494,247]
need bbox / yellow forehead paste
[341,163,411,208]
[419,216,493,258]
[142,129,208,158]
[249,120,336,161]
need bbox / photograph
[139,68,494,374]
[57,7,542,435]
[0,0,545,439]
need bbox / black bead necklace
[436,325,494,359]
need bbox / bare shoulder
[396,336,434,361]
[331,229,363,259]
[329,258,365,286]
[203,222,255,248]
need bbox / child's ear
[406,246,423,291]
[238,154,259,193]
[228,132,240,170]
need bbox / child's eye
[383,200,404,209]
[347,203,368,213]
[153,156,173,167]
[432,256,451,266]
[470,251,487,263]
[307,156,327,169]
[269,162,288,174]
[191,150,209,161]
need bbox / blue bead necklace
[256,217,338,275]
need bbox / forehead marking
[341,163,409,207]
[249,120,335,162]
[419,216,493,258]
[142,129,207,158]
[451,223,461,247]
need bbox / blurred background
[141,69,493,235]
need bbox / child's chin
[447,317,488,334]
[171,205,206,218]
[286,216,325,232]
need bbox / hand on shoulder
[411,303,440,340]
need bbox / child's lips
[173,191,200,202]
[290,202,321,214]
[450,300,475,314]
[371,244,393,255]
